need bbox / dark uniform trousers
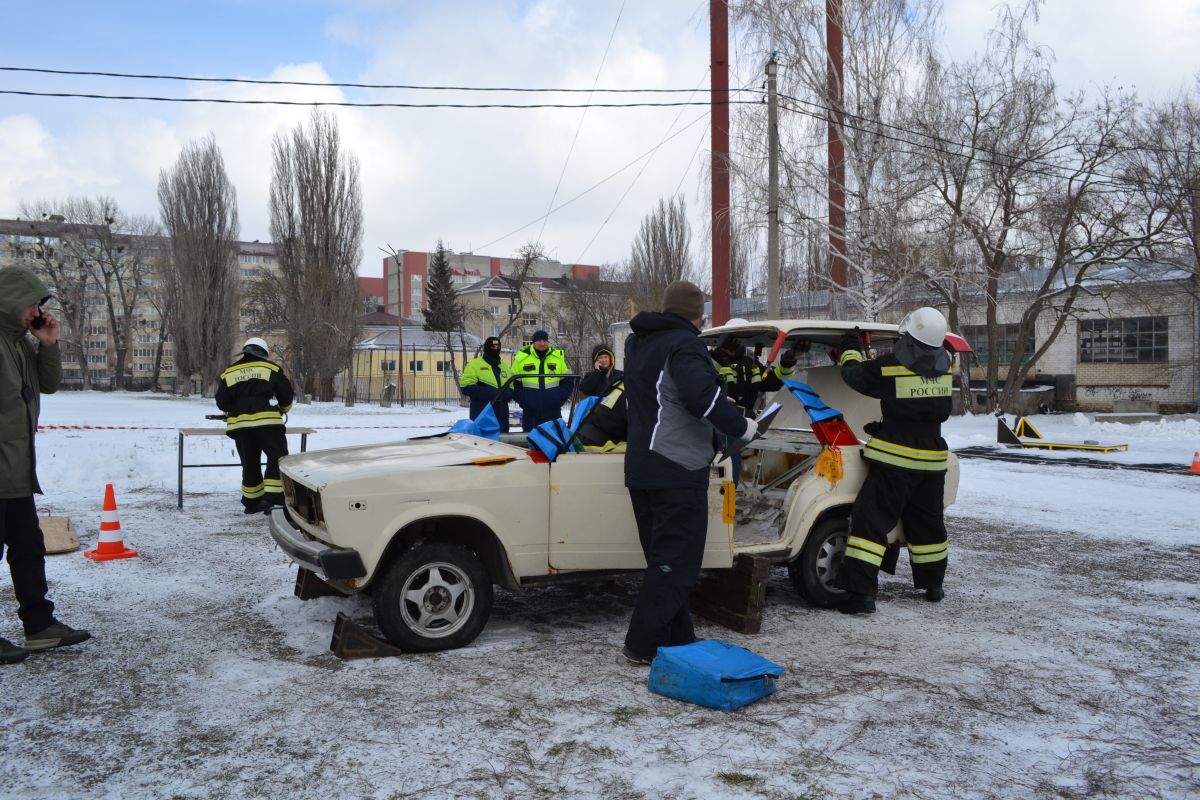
[234,427,289,509]
[623,487,708,659]
[837,460,949,596]
[0,497,55,634]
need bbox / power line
[0,88,757,110]
[0,65,712,94]
[538,0,628,246]
[474,114,710,254]
[572,70,714,265]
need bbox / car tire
[788,516,850,609]
[372,543,493,652]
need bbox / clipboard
[719,401,781,461]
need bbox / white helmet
[898,307,948,348]
[242,337,269,357]
[726,317,750,326]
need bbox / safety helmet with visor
[898,307,948,349]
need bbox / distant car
[268,319,966,652]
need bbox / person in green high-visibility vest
[459,336,514,433]
[511,330,573,432]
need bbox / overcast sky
[1,0,1197,278]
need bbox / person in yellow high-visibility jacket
[459,336,513,433]
[510,330,573,431]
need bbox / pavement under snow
[2,393,1198,799]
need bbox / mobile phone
[30,314,46,330]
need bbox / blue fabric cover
[647,640,785,711]
[781,378,843,424]
[449,402,502,440]
[527,395,600,462]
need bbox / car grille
[283,476,324,526]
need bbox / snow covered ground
[2,393,1199,799]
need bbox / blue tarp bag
[781,378,843,424]
[647,640,785,711]
[449,402,502,440]
[526,396,600,462]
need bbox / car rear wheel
[788,516,850,608]
[373,543,493,652]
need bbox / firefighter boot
[837,592,877,615]
[925,586,944,603]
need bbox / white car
[268,319,964,651]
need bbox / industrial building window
[962,324,1034,365]
[380,360,396,372]
[435,361,451,372]
[408,360,423,372]
[1079,316,1167,363]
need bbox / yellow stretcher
[996,415,1129,453]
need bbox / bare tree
[549,268,634,365]
[910,3,1167,411]
[493,242,545,342]
[628,195,694,312]
[51,196,157,390]
[158,134,240,396]
[267,110,363,402]
[732,0,939,317]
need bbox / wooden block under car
[690,554,770,634]
[40,516,80,554]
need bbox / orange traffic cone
[1189,451,1200,476]
[83,483,138,561]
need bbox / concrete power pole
[766,54,780,319]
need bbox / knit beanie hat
[662,280,704,321]
[591,344,615,365]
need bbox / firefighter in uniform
[215,337,295,514]
[459,336,514,433]
[711,335,796,416]
[833,307,954,614]
[710,335,796,482]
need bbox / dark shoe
[25,622,92,652]
[925,586,944,603]
[260,496,285,514]
[242,498,266,515]
[837,592,877,615]
[621,646,653,666]
[1,637,30,664]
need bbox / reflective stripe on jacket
[839,349,952,472]
[511,345,569,389]
[215,357,294,435]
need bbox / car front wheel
[788,516,850,608]
[372,543,493,652]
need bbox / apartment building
[1,215,280,390]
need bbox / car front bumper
[268,508,367,581]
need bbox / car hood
[280,434,528,491]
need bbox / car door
[547,451,734,571]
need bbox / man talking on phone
[0,266,91,665]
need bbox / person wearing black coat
[620,281,754,665]
[215,337,294,514]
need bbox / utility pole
[711,0,731,326]
[826,0,848,302]
[766,53,780,318]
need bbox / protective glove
[739,417,759,442]
[829,332,862,363]
[779,349,797,369]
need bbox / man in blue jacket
[620,281,755,665]
[511,330,573,431]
